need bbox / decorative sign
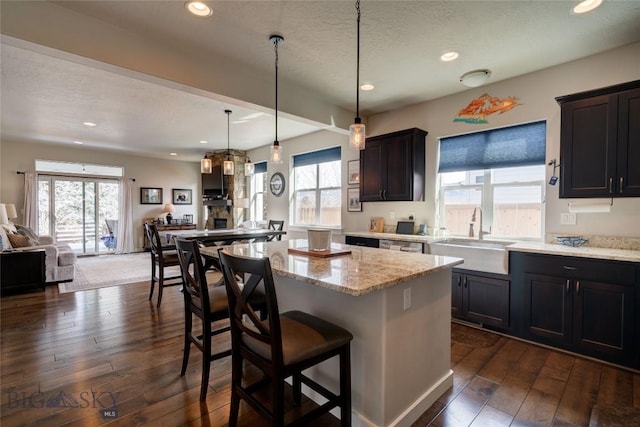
[454,93,522,124]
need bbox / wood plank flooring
[1,282,639,426]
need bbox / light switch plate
[561,213,577,225]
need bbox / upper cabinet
[359,128,427,202]
[556,80,640,198]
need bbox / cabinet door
[573,279,634,360]
[616,87,640,196]
[464,274,510,329]
[451,272,464,318]
[384,134,414,201]
[560,94,618,198]
[523,273,572,344]
[359,139,385,202]
[345,236,379,248]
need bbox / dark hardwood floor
[1,282,639,426]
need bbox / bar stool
[219,249,353,426]
[144,223,182,307]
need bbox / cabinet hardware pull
[620,177,624,193]
[609,177,613,194]
[576,280,580,294]
[463,277,468,288]
[566,279,570,293]
[379,190,383,199]
[563,266,577,270]
[457,276,461,287]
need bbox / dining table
[199,239,463,427]
[163,227,286,246]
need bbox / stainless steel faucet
[470,207,490,240]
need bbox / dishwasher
[379,239,424,253]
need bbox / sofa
[0,224,77,284]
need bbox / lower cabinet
[344,235,379,248]
[451,269,510,330]
[512,251,638,368]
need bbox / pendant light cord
[274,37,280,144]
[225,109,231,156]
[355,0,361,120]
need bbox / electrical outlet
[408,212,415,220]
[561,213,577,225]
[403,288,411,310]
[389,211,395,219]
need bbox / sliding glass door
[38,177,119,254]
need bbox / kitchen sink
[427,238,514,275]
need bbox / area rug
[451,322,501,348]
[58,252,176,293]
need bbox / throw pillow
[1,223,17,234]
[7,233,33,248]
[0,226,11,250]
[15,225,40,246]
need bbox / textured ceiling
[1,0,640,161]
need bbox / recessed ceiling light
[73,141,84,145]
[170,153,178,156]
[185,1,212,17]
[232,120,250,124]
[361,83,375,91]
[199,140,208,144]
[572,0,602,14]
[440,51,459,62]
[82,121,96,127]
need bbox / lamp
[201,155,212,174]
[269,35,284,164]
[244,157,255,176]
[163,203,175,224]
[349,0,366,150]
[5,204,17,221]
[0,204,8,225]
[460,69,492,88]
[223,109,235,175]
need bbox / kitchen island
[201,239,463,427]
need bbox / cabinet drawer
[519,253,636,285]
[345,236,379,248]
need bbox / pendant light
[244,156,255,176]
[269,35,284,164]
[223,109,235,175]
[349,0,366,150]
[201,155,212,174]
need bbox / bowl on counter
[556,236,588,247]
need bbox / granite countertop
[345,231,443,244]
[201,239,463,297]
[507,241,640,263]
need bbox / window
[438,121,546,240]
[292,147,341,227]
[249,162,267,221]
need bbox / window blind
[438,121,546,173]
[293,146,341,167]
[254,161,267,174]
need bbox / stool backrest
[267,220,284,241]
[218,250,284,366]
[175,238,210,315]
[144,223,164,257]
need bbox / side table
[1,249,46,294]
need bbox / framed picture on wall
[140,187,163,204]
[348,160,360,185]
[172,188,192,205]
[347,188,362,212]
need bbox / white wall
[252,42,640,239]
[0,140,202,250]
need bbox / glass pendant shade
[244,160,255,176]
[350,120,366,150]
[270,143,283,164]
[201,157,212,174]
[223,158,234,175]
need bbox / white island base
[274,268,453,427]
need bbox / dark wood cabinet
[451,269,510,330]
[344,235,379,248]
[512,251,638,367]
[359,128,427,202]
[1,250,46,294]
[556,80,640,198]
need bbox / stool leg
[157,265,164,307]
[199,321,212,402]
[292,373,302,406]
[181,310,192,376]
[149,260,156,301]
[340,345,352,427]
[228,354,242,427]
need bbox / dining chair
[267,220,284,241]
[175,238,267,402]
[144,223,182,307]
[218,249,353,426]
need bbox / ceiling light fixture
[200,140,208,144]
[244,156,255,176]
[350,0,366,150]
[185,1,212,17]
[361,83,375,91]
[201,155,212,174]
[440,51,459,62]
[74,141,84,145]
[223,109,235,176]
[269,34,284,164]
[459,69,492,87]
[82,121,96,127]
[170,153,177,156]
[572,0,602,14]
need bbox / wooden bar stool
[144,223,182,307]
[219,249,353,426]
